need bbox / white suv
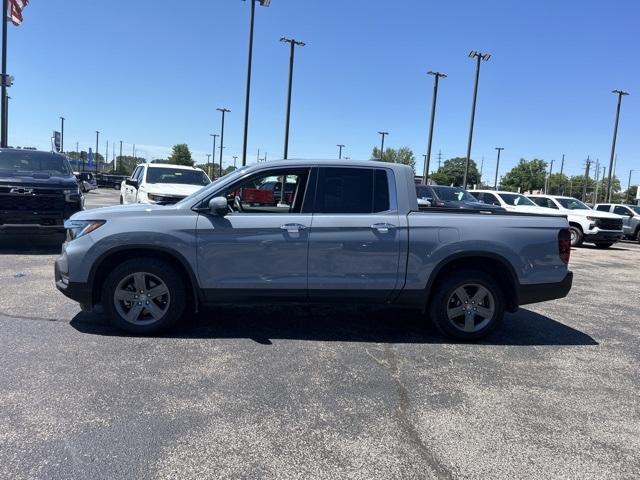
[527,194,624,248]
[120,163,210,205]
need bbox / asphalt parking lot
[0,188,638,480]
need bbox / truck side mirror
[125,178,139,188]
[208,196,229,216]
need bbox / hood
[71,202,168,221]
[564,209,621,219]
[143,183,202,197]
[508,205,565,216]
[0,173,77,189]
[443,200,504,210]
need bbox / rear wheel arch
[90,247,200,310]
[425,253,519,312]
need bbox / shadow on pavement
[0,235,64,255]
[70,305,598,347]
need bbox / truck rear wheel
[102,258,186,335]
[428,269,505,341]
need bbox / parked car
[56,160,572,341]
[74,171,97,193]
[0,148,84,235]
[96,173,127,190]
[528,194,623,248]
[469,190,561,215]
[120,163,211,205]
[415,184,504,211]
[593,203,640,242]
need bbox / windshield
[175,165,251,206]
[498,193,536,206]
[415,186,432,199]
[0,151,71,176]
[146,167,210,186]
[630,206,640,215]
[557,198,591,210]
[432,186,477,202]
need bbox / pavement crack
[0,309,65,323]
[366,345,454,480]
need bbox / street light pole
[60,117,65,153]
[1,0,8,148]
[210,134,218,178]
[217,107,230,176]
[463,50,491,189]
[119,141,123,173]
[493,147,503,190]
[337,144,345,159]
[582,156,592,202]
[606,90,629,202]
[424,70,446,184]
[378,131,388,161]
[280,37,305,160]
[545,159,554,194]
[206,154,211,177]
[241,0,271,167]
[95,131,99,174]
[3,95,8,145]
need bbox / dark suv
[0,148,84,234]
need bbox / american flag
[8,0,29,26]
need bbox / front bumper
[517,271,573,306]
[584,230,624,242]
[54,255,93,307]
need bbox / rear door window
[314,167,391,214]
[596,205,611,212]
[614,206,631,216]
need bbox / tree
[546,173,570,195]
[371,146,416,172]
[114,155,146,176]
[500,159,547,193]
[430,157,480,187]
[167,144,194,166]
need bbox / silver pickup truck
[55,160,573,340]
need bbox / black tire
[569,226,583,247]
[594,242,613,249]
[428,269,505,341]
[119,195,123,205]
[114,183,120,190]
[102,258,186,335]
[635,228,640,244]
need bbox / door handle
[370,223,396,233]
[280,223,307,233]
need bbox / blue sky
[7,0,639,183]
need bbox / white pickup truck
[528,194,624,248]
[57,160,573,340]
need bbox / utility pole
[463,50,491,189]
[241,0,271,166]
[105,140,109,172]
[210,133,218,177]
[493,147,504,190]
[232,156,238,168]
[378,131,388,160]
[594,161,601,204]
[280,37,305,159]
[545,159,554,194]
[480,156,484,179]
[627,169,635,203]
[437,150,442,170]
[206,154,211,178]
[59,117,65,153]
[424,70,447,184]
[119,141,123,173]
[422,154,427,181]
[582,156,592,203]
[606,90,629,202]
[217,107,230,176]
[337,144,345,159]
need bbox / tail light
[558,228,571,264]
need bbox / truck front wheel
[569,226,583,247]
[428,269,505,341]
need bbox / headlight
[586,216,599,221]
[146,193,162,203]
[63,187,82,203]
[64,220,105,241]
